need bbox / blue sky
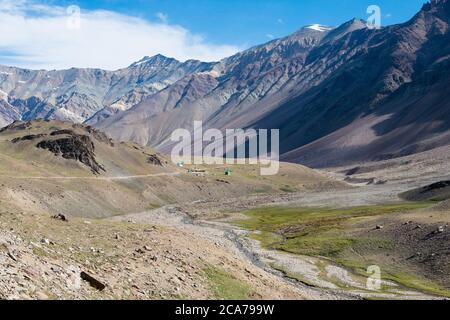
[48,0,427,45]
[0,0,427,70]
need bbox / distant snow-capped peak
[306,24,334,32]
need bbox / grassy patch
[274,237,357,257]
[233,202,450,297]
[336,258,450,298]
[249,231,284,248]
[252,186,273,194]
[235,203,430,256]
[32,246,52,258]
[384,271,450,297]
[280,185,297,193]
[236,203,432,234]
[203,265,252,300]
[147,203,162,210]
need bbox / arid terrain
[0,120,340,300]
[1,0,450,304]
[1,120,449,300]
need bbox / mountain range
[0,55,210,126]
[1,0,450,168]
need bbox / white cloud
[0,0,241,70]
[266,34,275,39]
[156,12,169,24]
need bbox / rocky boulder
[37,132,105,174]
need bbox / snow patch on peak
[306,24,334,32]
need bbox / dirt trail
[0,172,180,181]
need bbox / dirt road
[0,172,180,181]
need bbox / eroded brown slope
[0,120,338,218]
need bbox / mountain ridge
[0,54,215,125]
[2,1,450,168]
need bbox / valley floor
[2,129,450,300]
[110,149,450,299]
[112,183,450,300]
[2,174,450,299]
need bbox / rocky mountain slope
[0,55,212,125]
[0,211,311,300]
[94,0,450,167]
[2,1,450,169]
[94,26,330,148]
[276,0,450,167]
